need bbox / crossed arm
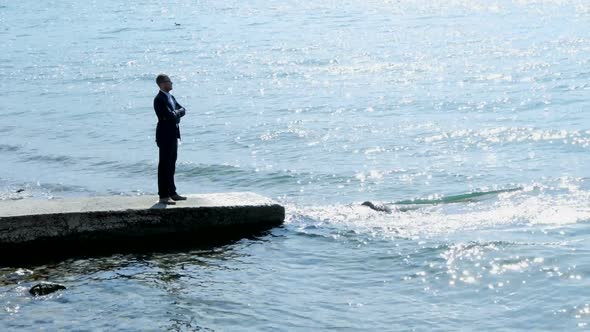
[154,97,186,123]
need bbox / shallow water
[2,0,590,330]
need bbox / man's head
[156,74,173,92]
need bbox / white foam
[286,184,590,239]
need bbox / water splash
[287,183,590,240]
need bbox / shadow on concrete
[150,202,170,209]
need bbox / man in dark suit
[154,74,187,204]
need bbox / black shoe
[170,194,187,201]
[159,197,176,205]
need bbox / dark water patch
[15,149,95,170]
[20,153,77,166]
[89,160,121,168]
[0,144,20,152]
[152,27,177,32]
[570,70,590,81]
[124,161,157,175]
[91,35,116,41]
[23,23,42,29]
[1,110,25,117]
[100,27,138,34]
[240,172,298,188]
[178,163,353,192]
[78,159,155,178]
[179,163,255,179]
[68,158,165,184]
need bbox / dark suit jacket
[154,91,186,143]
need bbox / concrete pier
[0,192,285,264]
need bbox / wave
[100,27,139,34]
[287,184,590,240]
[0,144,20,153]
[393,187,523,205]
[19,153,78,166]
[177,162,301,189]
[0,181,92,201]
[416,127,590,148]
[0,126,16,134]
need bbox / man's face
[160,77,173,92]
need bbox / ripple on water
[1,0,590,330]
[0,144,20,152]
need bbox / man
[154,74,187,204]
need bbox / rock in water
[29,283,66,296]
[361,201,392,213]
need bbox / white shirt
[160,90,175,110]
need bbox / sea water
[2,0,590,330]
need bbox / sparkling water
[2,0,590,330]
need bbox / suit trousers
[157,139,178,198]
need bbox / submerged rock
[29,283,66,296]
[361,201,392,213]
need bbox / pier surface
[0,192,285,264]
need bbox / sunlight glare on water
[1,0,590,330]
